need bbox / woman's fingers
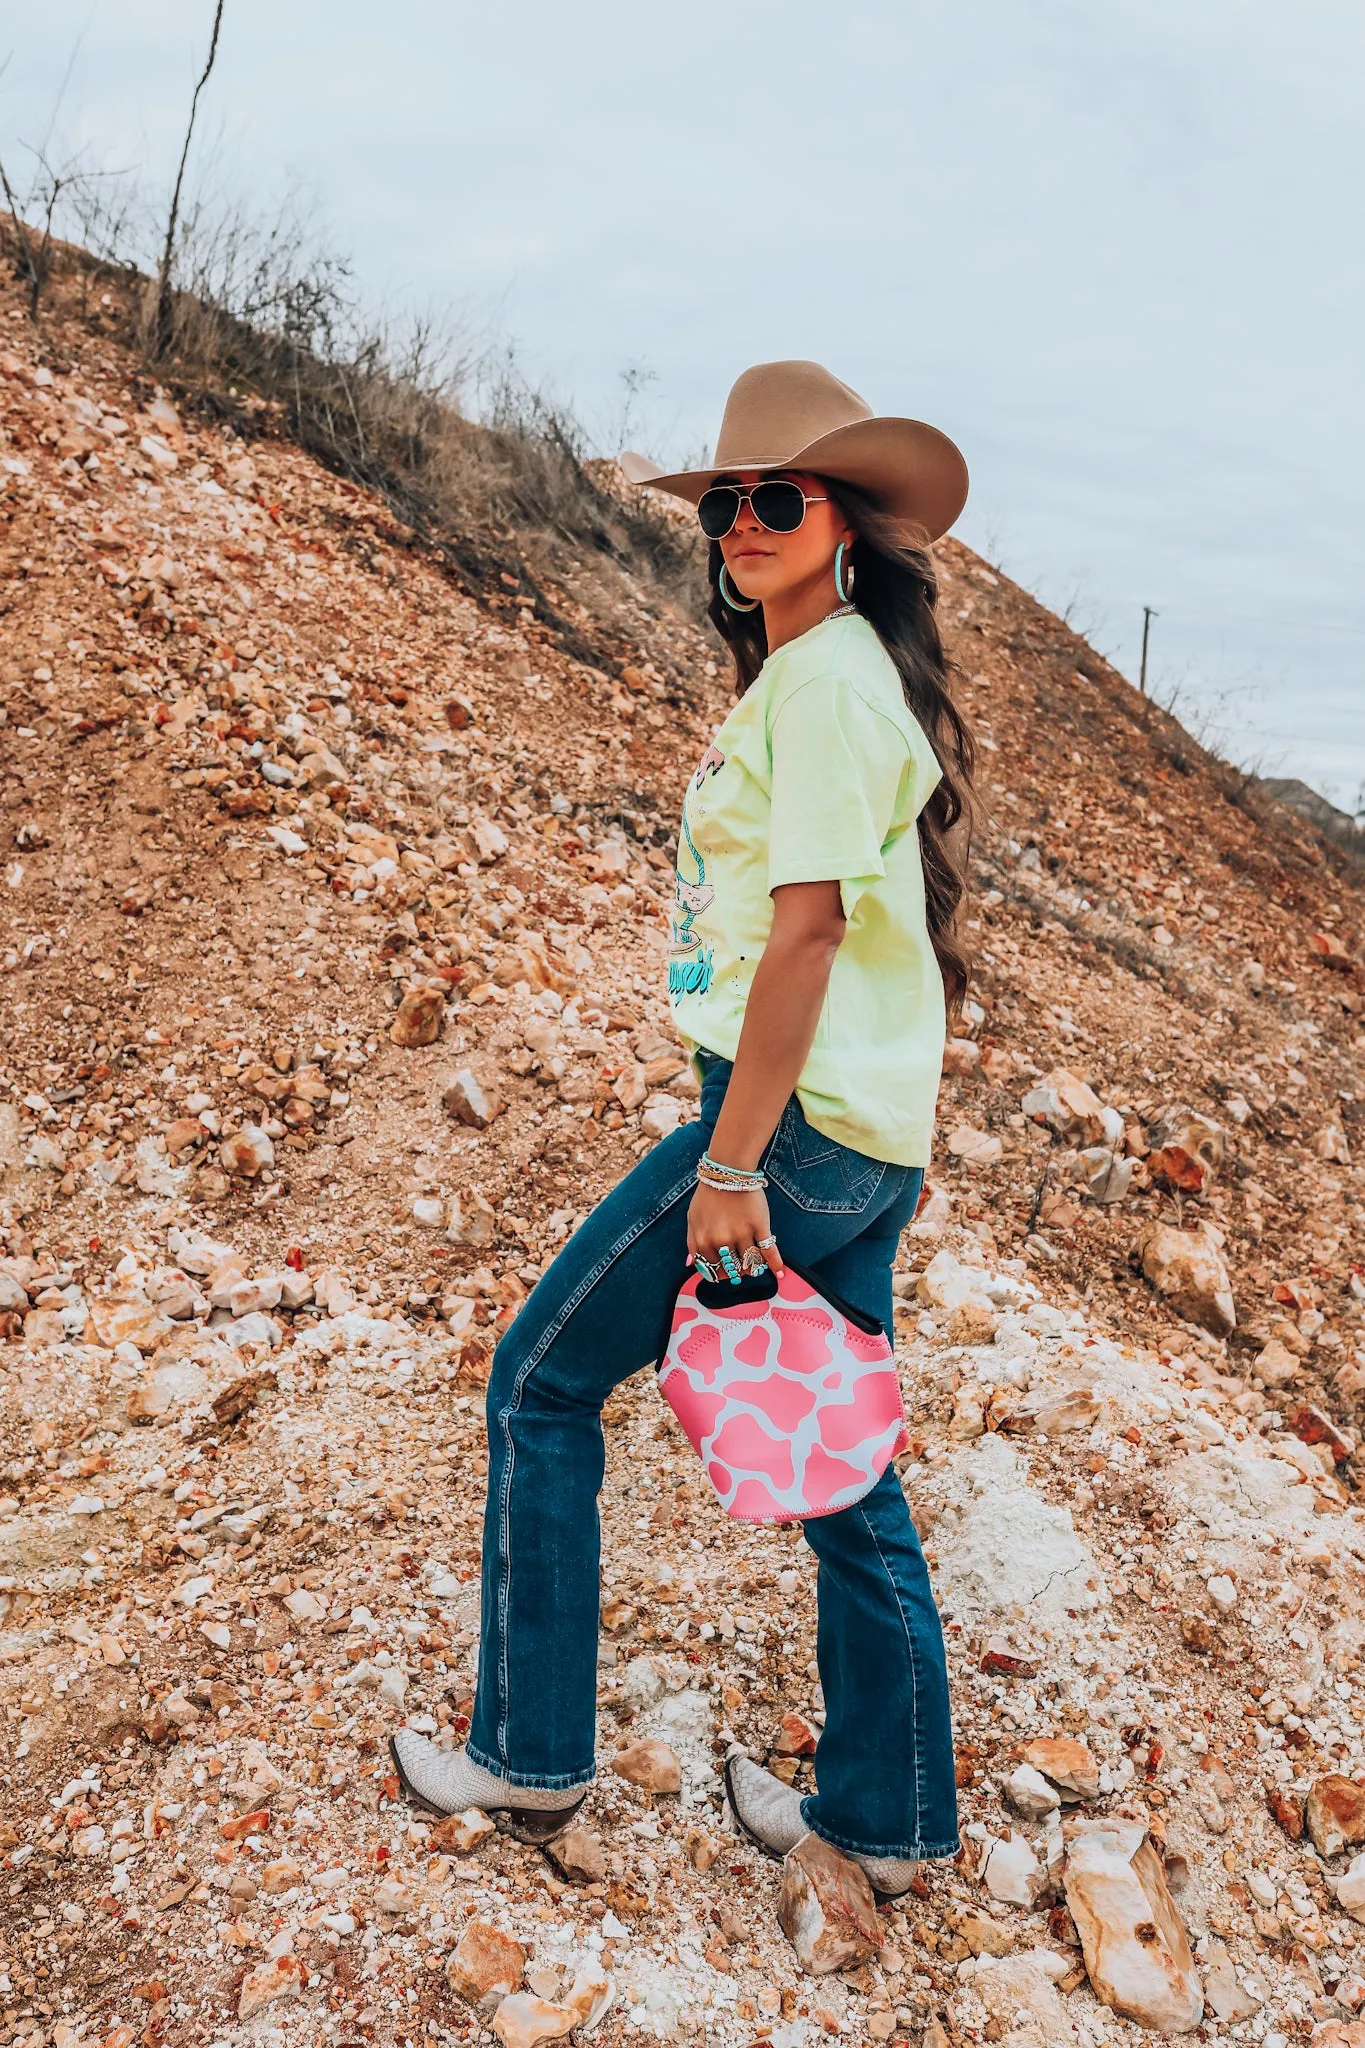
[686,1188,781,1284]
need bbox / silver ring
[756,1235,778,1250]
[694,1256,720,1283]
[740,1245,768,1275]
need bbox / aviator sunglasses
[696,478,828,540]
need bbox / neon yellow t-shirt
[668,611,946,1168]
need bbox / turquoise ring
[718,1245,742,1284]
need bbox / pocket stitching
[768,1151,886,1216]
[837,1148,882,1202]
[764,1101,885,1213]
[771,1105,838,1169]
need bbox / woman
[392,360,974,1899]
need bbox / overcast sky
[6,1,1364,809]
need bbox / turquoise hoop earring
[833,541,855,604]
[718,563,759,613]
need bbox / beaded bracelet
[699,1149,763,1181]
[697,1149,767,1193]
[697,1167,768,1193]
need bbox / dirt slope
[3,266,1365,2047]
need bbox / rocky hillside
[2,260,1365,2048]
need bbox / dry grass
[1,189,705,664]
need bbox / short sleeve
[766,676,912,913]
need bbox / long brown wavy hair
[705,479,976,1016]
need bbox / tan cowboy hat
[620,359,968,543]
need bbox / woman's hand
[687,1182,783,1281]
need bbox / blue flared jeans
[467,1051,959,1861]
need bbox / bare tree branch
[0,151,42,308]
[0,144,119,317]
[154,0,225,358]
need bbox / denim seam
[490,1161,700,1771]
[796,1495,948,1861]
[860,1499,927,1848]
[767,1158,889,1216]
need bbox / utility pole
[1139,605,1157,696]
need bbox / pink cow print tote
[656,1262,907,1523]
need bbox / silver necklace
[820,602,858,624]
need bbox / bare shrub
[3,160,703,653]
[128,195,701,614]
[0,147,125,318]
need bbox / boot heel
[499,1797,586,1846]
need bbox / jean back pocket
[763,1098,890,1214]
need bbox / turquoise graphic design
[669,803,715,999]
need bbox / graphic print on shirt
[670,741,726,1000]
[669,805,715,999]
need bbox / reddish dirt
[3,262,1364,2046]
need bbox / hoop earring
[718,563,759,613]
[833,541,855,604]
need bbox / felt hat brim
[620,414,968,545]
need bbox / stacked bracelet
[697,1149,767,1193]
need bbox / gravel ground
[3,264,1365,2048]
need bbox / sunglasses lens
[750,480,808,533]
[697,487,741,539]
